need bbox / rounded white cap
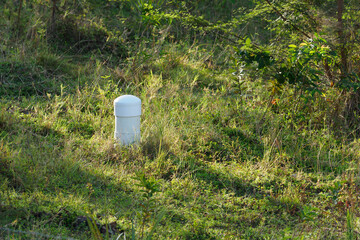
[114,95,141,117]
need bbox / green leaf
[245,38,251,46]
[288,44,297,48]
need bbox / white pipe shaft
[114,116,140,145]
[114,95,141,146]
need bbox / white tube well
[114,95,141,145]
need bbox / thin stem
[263,0,311,39]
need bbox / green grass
[1,41,359,239]
[1,2,360,236]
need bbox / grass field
[1,42,359,239]
[1,1,360,239]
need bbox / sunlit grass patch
[0,38,359,239]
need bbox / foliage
[231,0,360,126]
[132,172,162,239]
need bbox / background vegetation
[1,0,360,239]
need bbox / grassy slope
[1,3,360,240]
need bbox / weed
[346,209,354,240]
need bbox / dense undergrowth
[1,0,360,239]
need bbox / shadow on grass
[195,169,301,237]
[0,112,134,237]
[0,61,71,98]
[190,127,264,163]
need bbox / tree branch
[264,0,311,39]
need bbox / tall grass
[1,0,360,239]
